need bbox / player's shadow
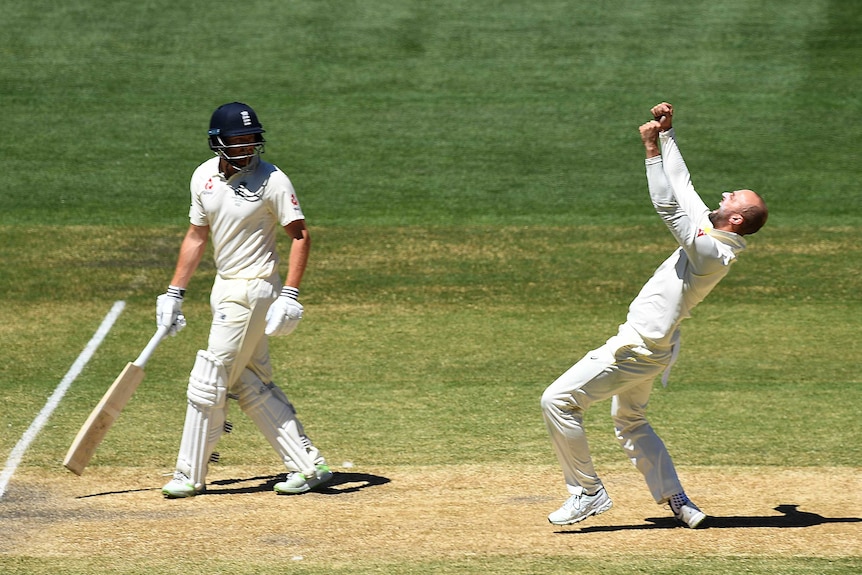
[560,505,862,533]
[75,471,389,499]
[202,471,390,496]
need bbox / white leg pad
[174,350,228,489]
[235,369,317,477]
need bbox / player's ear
[729,213,744,226]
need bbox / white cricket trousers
[540,325,683,504]
[207,275,279,389]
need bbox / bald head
[710,189,768,236]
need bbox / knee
[234,368,266,409]
[541,386,583,418]
[540,387,559,414]
[612,412,650,440]
[187,350,227,409]
[235,368,294,414]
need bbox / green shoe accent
[274,464,333,494]
[162,472,203,498]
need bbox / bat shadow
[75,471,390,499]
[556,504,862,533]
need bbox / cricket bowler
[540,102,768,528]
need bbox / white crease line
[0,300,126,499]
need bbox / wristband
[167,285,186,300]
[280,286,300,300]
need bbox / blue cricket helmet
[208,102,266,170]
[208,102,265,140]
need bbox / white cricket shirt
[625,129,746,350]
[188,157,305,280]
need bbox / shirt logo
[290,193,298,206]
[696,229,706,237]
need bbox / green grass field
[1,1,860,573]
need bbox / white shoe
[273,464,333,495]
[670,493,707,528]
[162,471,204,498]
[548,486,613,525]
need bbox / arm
[640,113,724,272]
[641,119,694,238]
[265,220,310,337]
[156,224,209,335]
[170,224,210,289]
[657,128,711,230]
[282,219,310,290]
[641,102,709,222]
[640,120,676,206]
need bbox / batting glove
[156,285,187,336]
[265,286,303,337]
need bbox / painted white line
[0,301,126,499]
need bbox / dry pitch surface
[1,464,860,565]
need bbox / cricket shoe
[670,492,707,528]
[548,486,613,525]
[162,471,204,499]
[274,464,333,495]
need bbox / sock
[670,492,690,513]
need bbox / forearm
[170,225,208,288]
[283,225,310,289]
[646,156,675,206]
[644,138,661,159]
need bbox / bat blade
[63,362,146,475]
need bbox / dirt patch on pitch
[1,464,859,564]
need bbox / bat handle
[133,325,170,368]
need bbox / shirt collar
[702,223,747,252]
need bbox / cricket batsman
[156,102,332,498]
[540,102,768,527]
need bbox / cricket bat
[63,325,170,475]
